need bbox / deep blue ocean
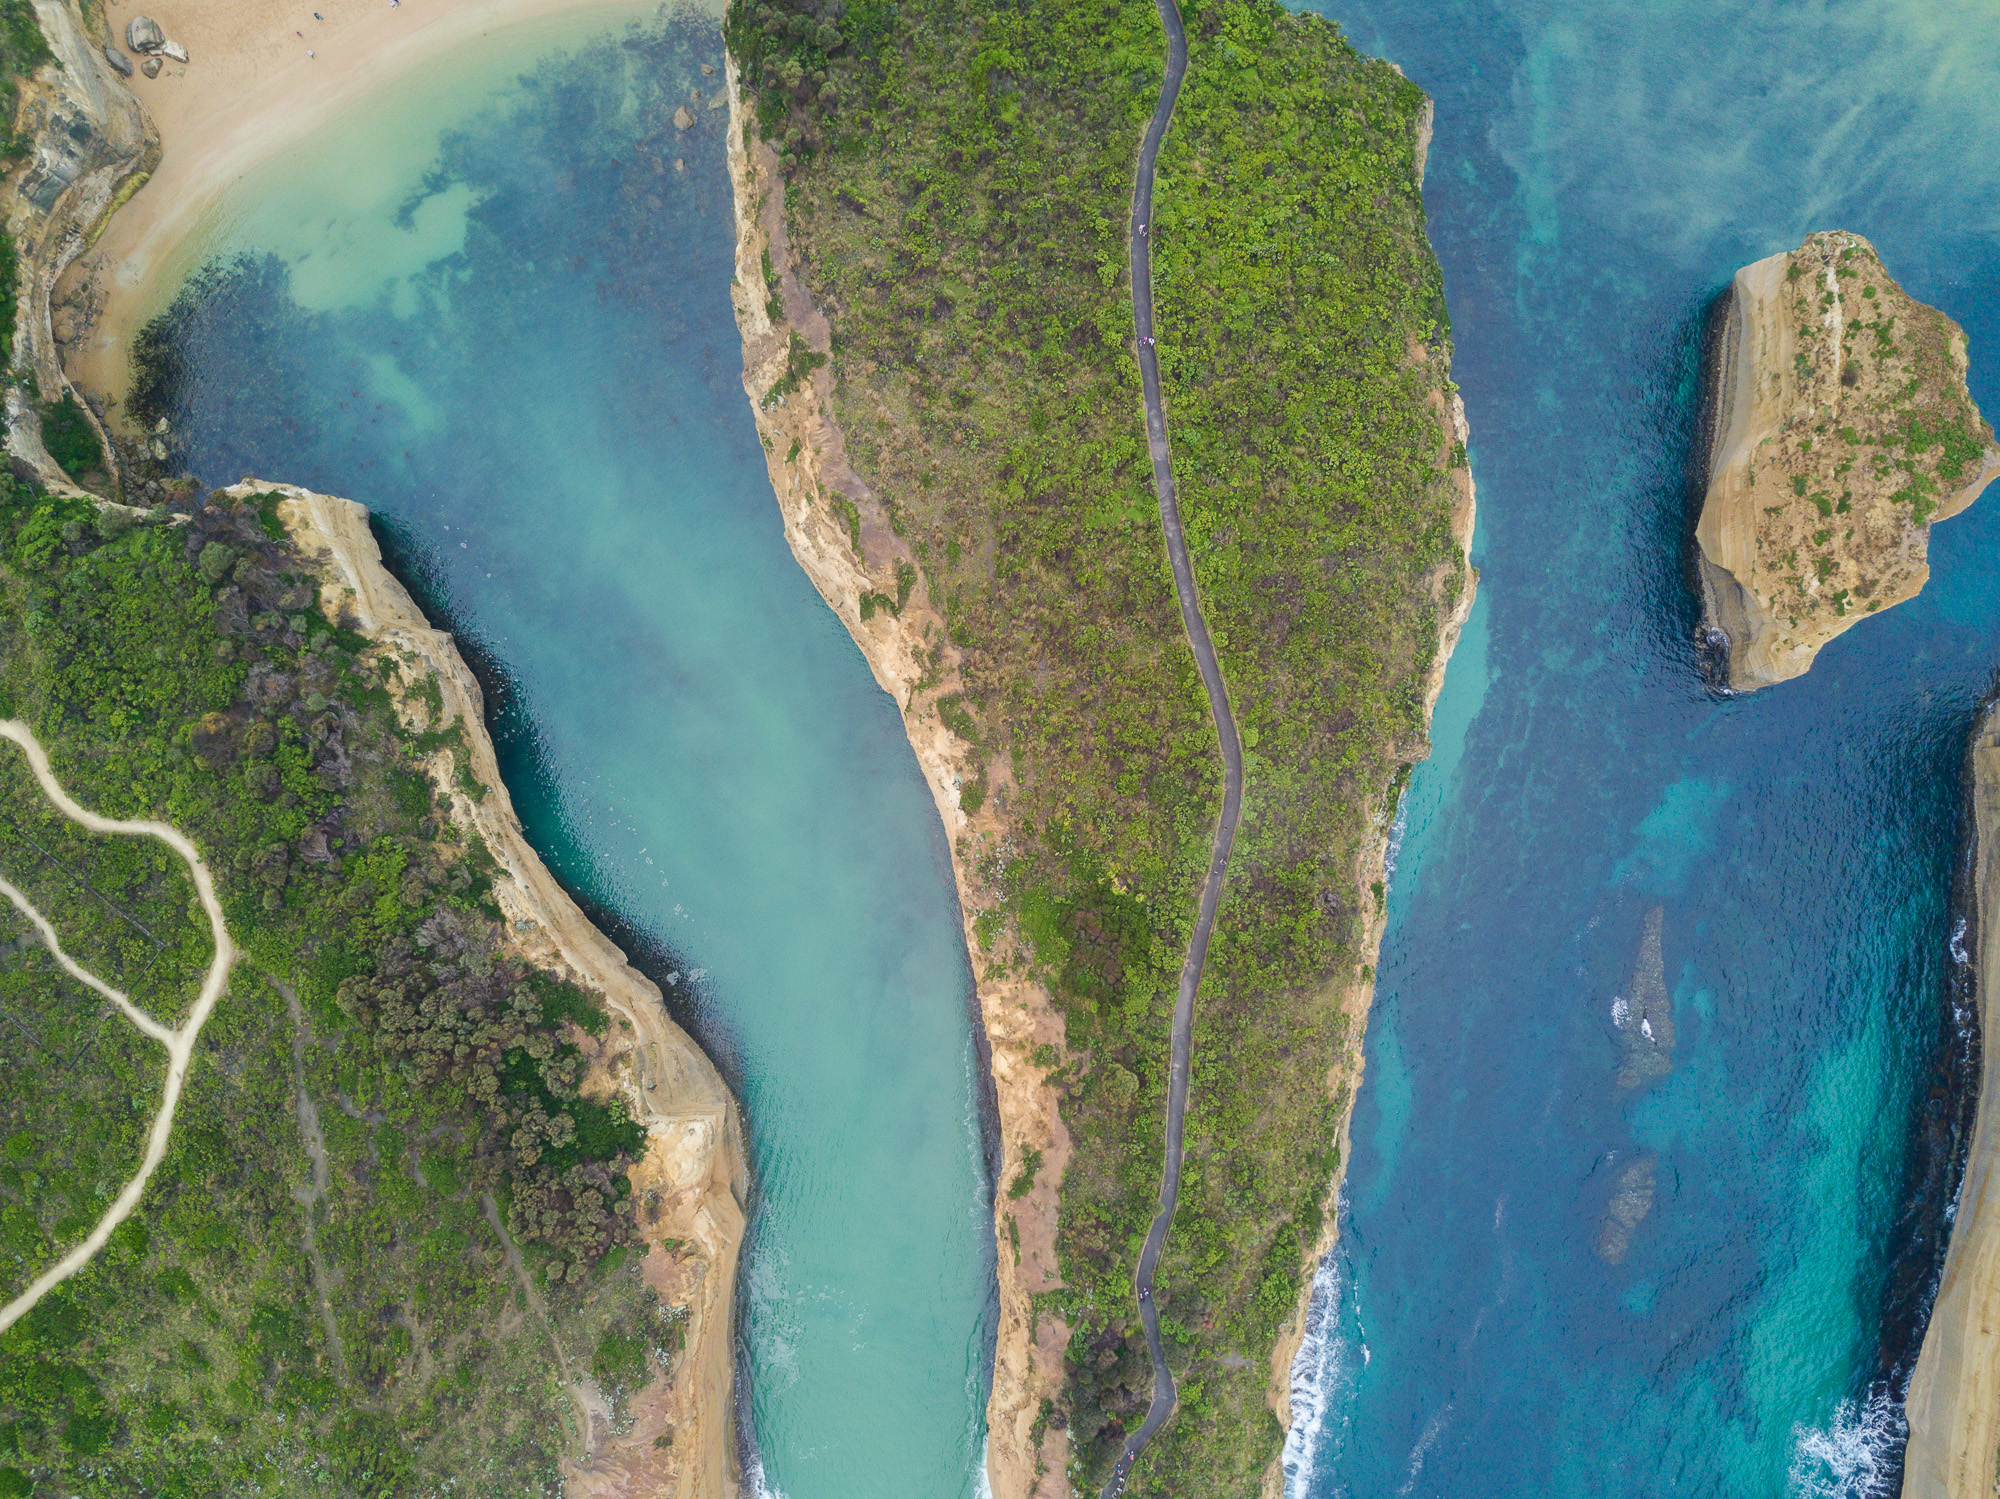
[1279,1,2000,1495]
[129,12,993,1496]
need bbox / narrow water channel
[1282,2,2000,1495]
[123,11,995,1494]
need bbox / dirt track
[0,717,237,1334]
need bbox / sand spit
[723,59,1076,1499]
[262,482,747,1499]
[1904,701,2000,1499]
[61,0,717,406]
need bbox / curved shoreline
[267,482,748,1499]
[720,59,1070,1499]
[1903,699,2000,1498]
[63,0,708,408]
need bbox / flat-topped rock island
[1695,231,2000,691]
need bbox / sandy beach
[64,0,700,405]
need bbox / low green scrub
[732,0,1460,1487]
[37,396,103,484]
[0,480,663,1494]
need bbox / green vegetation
[731,0,1460,1487]
[0,0,50,161]
[0,0,54,374]
[37,395,104,484]
[0,481,668,1494]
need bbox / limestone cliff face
[265,482,747,1499]
[5,0,156,491]
[1903,701,2000,1499]
[723,59,1076,1499]
[1695,231,2000,691]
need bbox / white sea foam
[1281,1231,1365,1498]
[745,1447,791,1499]
[1611,995,1630,1028]
[1786,1386,1903,1499]
[1381,793,1412,891]
[1951,915,1970,968]
[1395,1405,1453,1497]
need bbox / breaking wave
[1786,1386,1904,1499]
[1282,1229,1366,1498]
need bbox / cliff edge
[1695,231,1999,691]
[1904,700,2000,1499]
[264,481,748,1499]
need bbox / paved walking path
[0,719,236,1334]
[1101,1,1247,1491]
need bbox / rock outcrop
[1903,700,2000,1499]
[4,0,158,492]
[1694,231,2000,691]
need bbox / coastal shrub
[37,395,103,481]
[740,0,1462,1482]
[0,473,664,1492]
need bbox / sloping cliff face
[1696,231,2000,691]
[723,64,1076,1499]
[267,483,748,1499]
[726,2,1474,1487]
[1903,701,2000,1499]
[5,0,155,491]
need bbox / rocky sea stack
[1694,231,2000,691]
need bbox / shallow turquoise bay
[138,11,994,1495]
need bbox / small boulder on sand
[140,55,162,78]
[102,46,134,77]
[673,105,694,130]
[125,15,164,51]
[161,39,189,63]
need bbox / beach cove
[58,3,1000,1494]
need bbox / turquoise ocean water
[1277,1,2000,1495]
[129,0,2000,1494]
[131,11,994,1495]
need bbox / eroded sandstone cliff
[1903,700,2000,1499]
[271,482,748,1499]
[1695,231,1999,691]
[5,0,155,491]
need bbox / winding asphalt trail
[1102,0,1246,1492]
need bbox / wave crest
[1787,1386,1904,1499]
